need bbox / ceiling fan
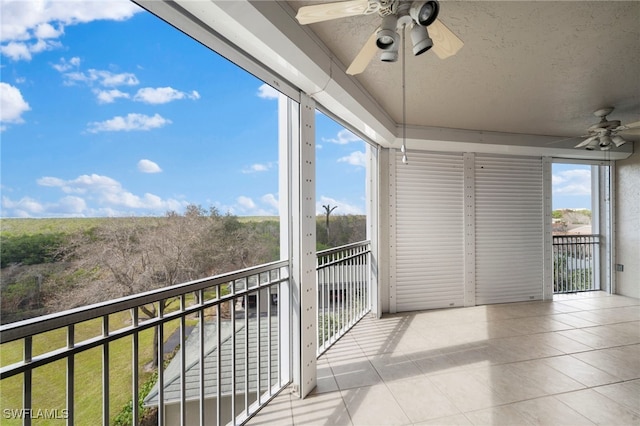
[574,107,640,151]
[295,0,464,75]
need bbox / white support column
[609,161,616,294]
[542,157,554,300]
[367,144,380,317]
[289,93,317,398]
[278,94,296,385]
[463,153,476,306]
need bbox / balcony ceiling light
[410,23,433,56]
[611,135,626,147]
[376,15,398,49]
[380,32,400,62]
[599,134,612,148]
[409,1,440,27]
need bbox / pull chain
[401,23,408,164]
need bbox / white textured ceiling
[287,0,640,144]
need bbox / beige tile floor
[249,292,640,425]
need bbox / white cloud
[1,0,142,60]
[95,89,130,104]
[0,41,32,60]
[316,195,363,215]
[34,22,63,39]
[0,82,31,128]
[62,68,139,87]
[52,56,80,72]
[261,193,279,210]
[553,169,591,195]
[338,151,366,167]
[226,194,279,216]
[237,196,256,210]
[133,87,200,104]
[322,129,362,145]
[7,173,188,217]
[138,159,162,173]
[257,83,279,100]
[87,113,171,133]
[52,195,87,214]
[38,174,120,194]
[242,162,274,174]
[2,195,45,217]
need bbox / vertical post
[157,302,165,426]
[278,94,297,388]
[24,336,32,426]
[102,315,110,426]
[67,325,75,426]
[367,144,380,317]
[542,157,554,299]
[130,310,139,426]
[290,92,317,398]
[608,162,616,294]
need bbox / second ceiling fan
[295,0,464,75]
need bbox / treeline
[1,207,365,324]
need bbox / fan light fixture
[410,24,433,55]
[612,135,626,147]
[599,134,612,148]
[381,32,400,62]
[573,107,638,151]
[377,14,398,49]
[409,0,440,26]
[296,0,464,75]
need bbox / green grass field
[0,310,182,425]
[0,216,280,237]
[0,217,158,237]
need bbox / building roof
[144,314,280,405]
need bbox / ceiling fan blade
[346,30,378,75]
[296,0,371,25]
[575,136,598,148]
[616,120,640,132]
[430,19,464,59]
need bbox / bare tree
[51,206,273,367]
[322,204,338,245]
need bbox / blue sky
[0,1,588,218]
[552,163,592,210]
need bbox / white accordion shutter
[474,155,544,304]
[395,151,465,311]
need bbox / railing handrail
[0,259,289,344]
[552,234,600,240]
[316,240,371,258]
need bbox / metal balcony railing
[316,241,371,356]
[552,235,600,293]
[0,241,374,425]
[0,260,290,426]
